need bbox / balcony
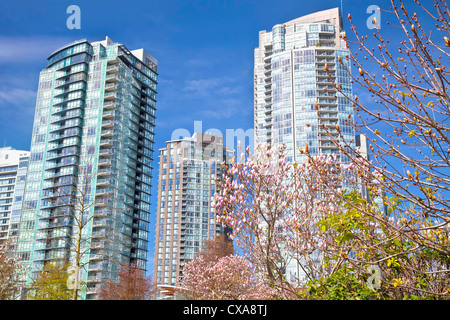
[51,111,83,124]
[316,91,336,98]
[103,101,116,110]
[97,158,111,167]
[100,129,114,138]
[101,119,114,128]
[88,254,105,262]
[47,141,80,153]
[91,229,108,238]
[48,131,81,143]
[88,263,105,271]
[94,210,111,218]
[105,74,118,82]
[315,50,335,57]
[316,72,336,78]
[104,92,117,100]
[316,79,334,85]
[318,111,338,120]
[316,58,335,64]
[99,139,113,147]
[46,160,77,171]
[97,168,112,177]
[317,98,337,105]
[102,110,115,119]
[92,218,108,228]
[94,199,109,207]
[96,178,110,187]
[106,65,119,73]
[104,83,118,91]
[317,84,337,91]
[98,148,112,157]
[49,121,82,133]
[52,103,83,115]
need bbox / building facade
[0,147,30,248]
[254,8,356,284]
[153,133,233,294]
[355,134,388,216]
[254,7,355,163]
[15,37,158,299]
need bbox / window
[87,127,96,136]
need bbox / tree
[213,144,362,298]
[27,263,72,300]
[46,160,96,300]
[197,234,234,264]
[307,0,450,298]
[0,242,22,300]
[176,235,277,300]
[305,265,381,300]
[98,263,152,300]
[44,153,118,300]
[214,139,450,299]
[213,144,299,298]
[179,254,277,300]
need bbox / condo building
[15,36,158,299]
[355,134,388,216]
[153,133,233,293]
[254,8,356,284]
[254,7,355,163]
[0,147,30,248]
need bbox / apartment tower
[254,7,355,163]
[254,8,356,284]
[15,37,158,299]
[0,147,30,248]
[153,133,233,296]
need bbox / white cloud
[200,99,242,119]
[0,36,73,64]
[0,87,36,105]
[183,77,238,96]
[177,76,253,120]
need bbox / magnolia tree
[213,144,297,297]
[177,234,276,300]
[179,254,277,300]
[213,143,370,298]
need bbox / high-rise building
[15,37,158,299]
[355,134,388,216]
[0,147,30,248]
[153,132,233,296]
[254,8,356,284]
[254,7,355,163]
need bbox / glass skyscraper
[16,36,158,299]
[153,133,233,298]
[254,7,355,163]
[254,8,356,284]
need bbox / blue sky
[0,0,421,276]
